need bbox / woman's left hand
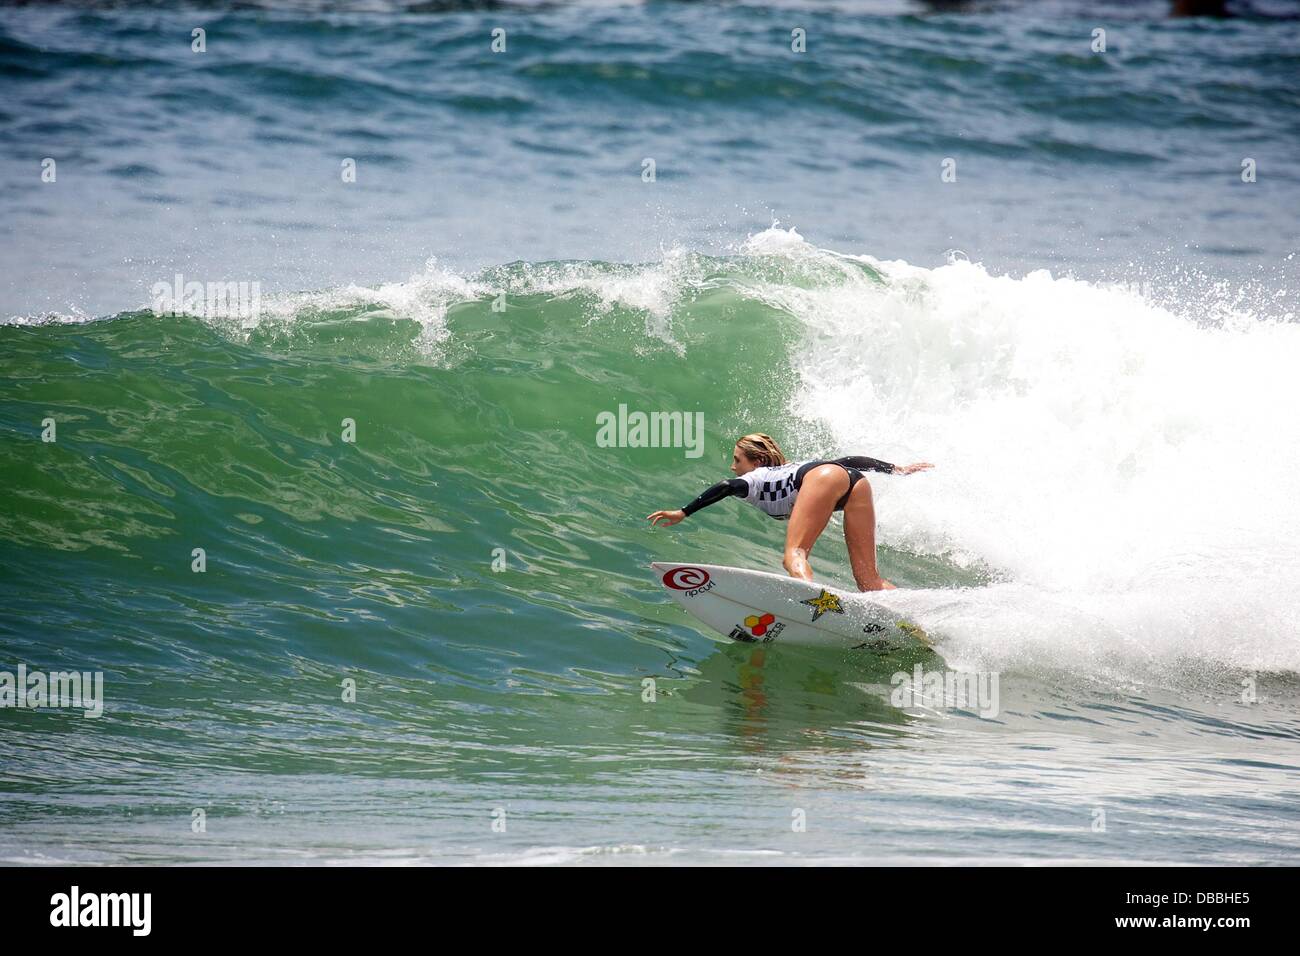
[647,509,686,526]
[896,462,934,475]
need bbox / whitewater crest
[751,231,1300,676]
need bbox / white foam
[745,229,1300,675]
[1,306,97,327]
[243,256,483,351]
[483,247,701,355]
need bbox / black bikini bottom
[793,459,865,512]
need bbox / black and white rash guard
[680,455,896,521]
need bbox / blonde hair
[736,433,787,467]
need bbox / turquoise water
[2,1,1299,864]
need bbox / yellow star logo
[800,588,844,622]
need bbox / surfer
[647,433,932,591]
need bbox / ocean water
[2,0,1299,865]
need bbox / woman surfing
[647,433,932,592]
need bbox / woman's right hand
[646,509,686,527]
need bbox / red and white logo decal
[662,566,711,591]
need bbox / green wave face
[0,253,855,695]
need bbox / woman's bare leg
[783,465,849,582]
[843,476,895,591]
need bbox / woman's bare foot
[783,546,815,582]
[857,577,896,592]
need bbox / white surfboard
[652,562,932,650]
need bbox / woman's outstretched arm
[834,454,897,473]
[835,455,934,476]
[647,478,748,526]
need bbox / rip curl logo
[729,612,784,643]
[800,588,844,622]
[662,566,711,591]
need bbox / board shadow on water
[677,637,947,756]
